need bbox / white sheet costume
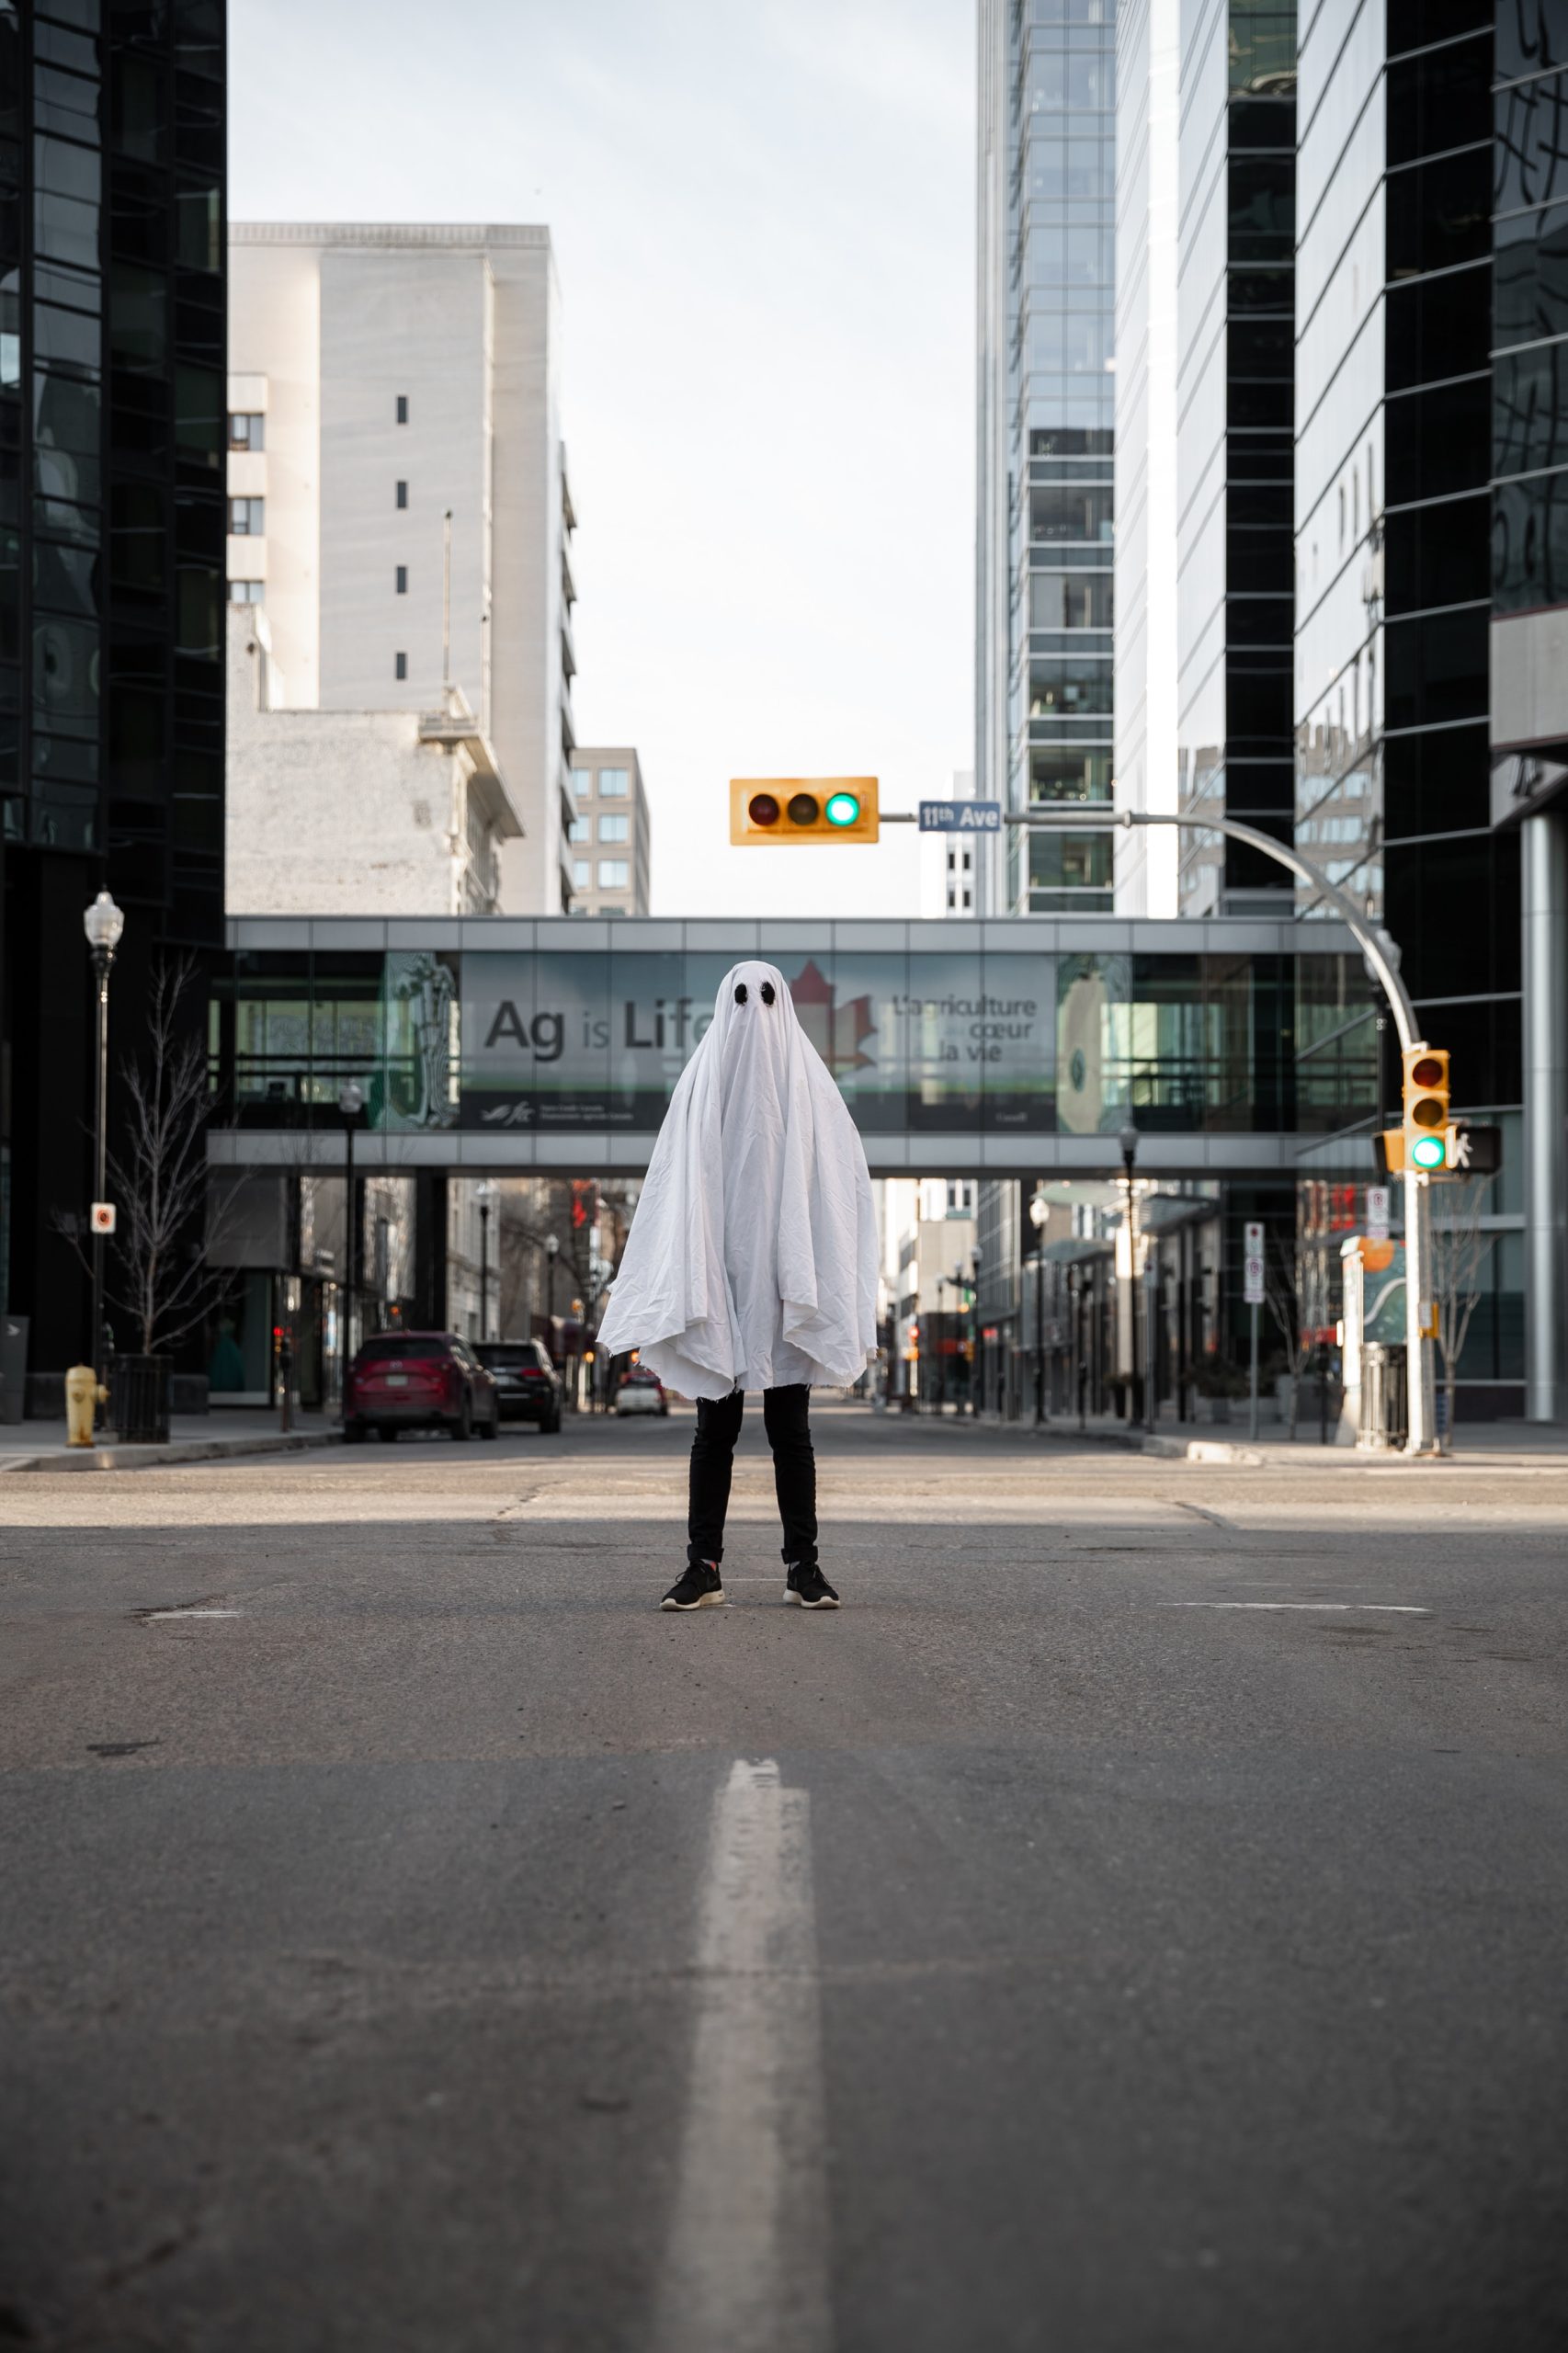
[596,960,878,1401]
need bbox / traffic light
[730,778,880,845]
[1402,1045,1449,1172]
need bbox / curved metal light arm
[1014,808,1420,1053]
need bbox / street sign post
[917,801,1001,834]
[1244,1221,1265,1440]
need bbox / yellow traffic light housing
[1401,1046,1449,1172]
[730,778,880,845]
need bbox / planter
[110,1354,171,1444]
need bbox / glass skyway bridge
[210,915,1377,1178]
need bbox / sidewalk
[1046,1411,1568,1471]
[0,1409,340,1474]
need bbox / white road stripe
[652,1757,832,2353]
[1167,1601,1429,1613]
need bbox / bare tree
[1263,1234,1308,1440]
[59,959,236,1355]
[1430,1175,1494,1454]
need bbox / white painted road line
[652,1757,832,2353]
[1167,1602,1430,1614]
[140,1608,241,1620]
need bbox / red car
[345,1332,500,1443]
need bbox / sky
[230,0,976,920]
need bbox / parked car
[345,1332,500,1443]
[473,1339,564,1433]
[615,1365,670,1416]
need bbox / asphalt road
[3,1404,1566,2352]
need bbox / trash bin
[1359,1342,1407,1450]
[110,1354,171,1444]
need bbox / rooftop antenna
[442,508,452,703]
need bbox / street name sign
[918,801,1001,834]
[1244,1221,1265,1305]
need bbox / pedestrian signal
[730,778,880,845]
[1402,1046,1449,1171]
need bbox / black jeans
[687,1385,817,1570]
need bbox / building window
[228,412,265,452]
[395,651,407,681]
[597,858,630,889]
[597,767,630,797]
[396,394,408,424]
[571,768,594,799]
[228,579,265,605]
[395,565,407,594]
[597,811,630,843]
[572,858,592,888]
[395,479,408,509]
[227,496,264,535]
[568,815,589,845]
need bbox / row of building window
[572,858,632,890]
[570,812,631,843]
[570,767,630,798]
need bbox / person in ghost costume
[597,959,878,1610]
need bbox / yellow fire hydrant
[65,1364,106,1448]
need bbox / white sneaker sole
[783,1584,840,1609]
[661,1588,725,1610]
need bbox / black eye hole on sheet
[760,982,776,1005]
[733,983,748,1005]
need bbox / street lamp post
[82,892,125,1414]
[935,1275,948,1415]
[338,1080,364,1406]
[544,1231,560,1343]
[1017,803,1437,1454]
[968,1248,982,1416]
[1119,1125,1139,1425]
[1028,1188,1048,1428]
[476,1180,496,1342]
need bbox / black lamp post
[476,1180,495,1341]
[1119,1123,1139,1421]
[544,1231,560,1339]
[83,891,124,1406]
[338,1079,364,1399]
[1028,1187,1048,1427]
[969,1247,982,1415]
[936,1274,949,1414]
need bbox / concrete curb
[1141,1434,1266,1468]
[0,1429,340,1475]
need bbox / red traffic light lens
[747,793,780,827]
[787,792,820,825]
[1409,1054,1445,1088]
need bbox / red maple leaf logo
[788,958,878,1074]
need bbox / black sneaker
[784,1562,840,1609]
[661,1561,725,1611]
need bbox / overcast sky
[230,0,974,919]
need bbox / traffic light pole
[1013,809,1437,1456]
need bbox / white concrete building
[226,608,517,915]
[226,222,579,913]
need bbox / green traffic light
[1411,1132,1447,1170]
[824,791,860,827]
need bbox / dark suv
[473,1340,564,1432]
[345,1332,500,1443]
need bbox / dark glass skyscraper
[0,0,226,1393]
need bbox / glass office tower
[1295,0,1525,1413]
[0,0,227,1391]
[1174,1,1298,915]
[977,0,1118,915]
